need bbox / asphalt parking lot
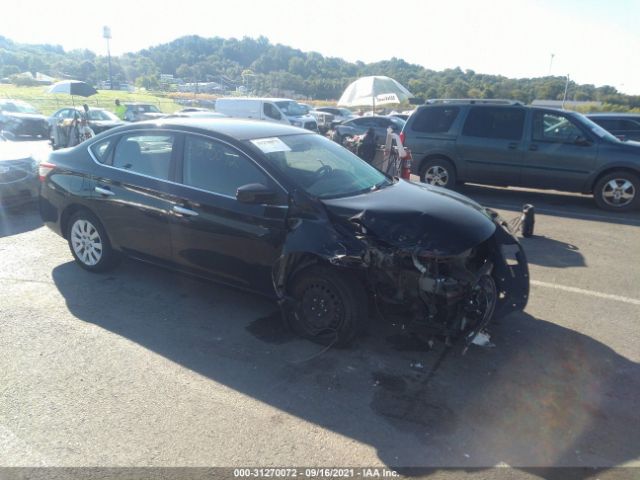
[1,185,639,477]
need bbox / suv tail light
[399,132,406,145]
[38,162,56,182]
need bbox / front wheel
[420,158,457,188]
[593,171,639,212]
[67,210,120,272]
[288,265,368,347]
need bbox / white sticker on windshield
[251,137,291,154]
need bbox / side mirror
[236,183,278,204]
[574,135,592,146]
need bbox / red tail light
[38,162,56,182]
[400,150,412,180]
[399,132,406,145]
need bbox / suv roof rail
[425,98,523,106]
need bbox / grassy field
[0,85,183,116]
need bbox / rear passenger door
[169,134,288,293]
[456,107,526,185]
[88,131,179,262]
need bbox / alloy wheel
[601,178,636,208]
[425,165,449,186]
[70,219,103,266]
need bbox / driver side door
[169,134,289,294]
[522,110,598,191]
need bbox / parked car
[171,108,226,119]
[401,100,640,211]
[49,107,124,135]
[123,103,165,122]
[215,97,318,131]
[299,104,334,133]
[587,113,640,142]
[39,118,528,348]
[334,115,405,144]
[0,136,41,207]
[314,106,355,125]
[0,99,49,141]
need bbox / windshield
[248,133,392,199]
[275,101,307,117]
[575,114,620,142]
[0,101,40,114]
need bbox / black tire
[67,210,120,272]
[419,157,457,188]
[593,171,640,212]
[288,265,368,347]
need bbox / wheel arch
[589,165,640,193]
[60,204,116,249]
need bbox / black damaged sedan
[39,118,529,347]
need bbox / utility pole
[103,26,113,90]
[549,53,555,75]
[562,74,570,109]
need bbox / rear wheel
[420,158,457,188]
[67,210,119,272]
[288,265,367,347]
[593,171,639,212]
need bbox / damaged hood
[322,180,496,256]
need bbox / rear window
[462,107,525,140]
[411,106,460,133]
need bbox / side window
[620,120,640,130]
[462,107,525,140]
[263,103,282,120]
[112,134,175,180]
[532,112,584,143]
[593,119,616,131]
[89,138,114,164]
[412,106,460,133]
[182,136,270,197]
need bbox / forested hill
[1,34,638,110]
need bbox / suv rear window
[462,107,525,140]
[412,106,459,133]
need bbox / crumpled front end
[361,215,529,346]
[273,184,529,347]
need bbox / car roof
[586,113,640,119]
[129,117,308,140]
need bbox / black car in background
[39,118,528,348]
[49,107,124,134]
[587,113,640,142]
[0,99,49,141]
[402,100,640,211]
[334,115,405,144]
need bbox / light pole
[549,53,555,75]
[562,74,570,109]
[103,26,113,90]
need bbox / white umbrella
[337,76,413,113]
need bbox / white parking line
[531,279,640,306]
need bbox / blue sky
[2,0,639,94]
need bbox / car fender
[583,161,640,193]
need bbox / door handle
[529,144,539,151]
[94,186,115,196]
[173,205,198,217]
[507,142,518,150]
